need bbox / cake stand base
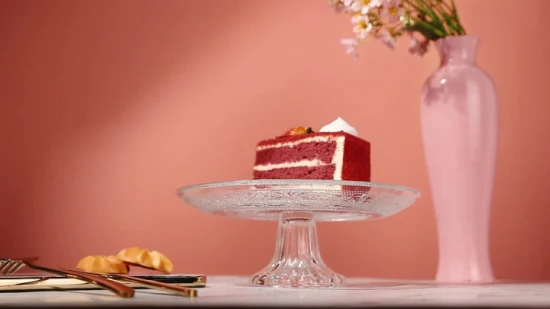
[250,212,345,288]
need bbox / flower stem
[431,1,460,35]
[403,0,466,39]
[449,0,467,34]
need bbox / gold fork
[0,257,134,298]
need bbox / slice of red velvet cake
[253,118,371,181]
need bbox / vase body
[420,36,498,284]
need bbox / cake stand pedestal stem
[250,211,345,288]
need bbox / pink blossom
[375,30,397,50]
[381,0,404,23]
[345,0,384,15]
[328,0,347,13]
[340,38,360,57]
[408,32,429,56]
[351,14,372,40]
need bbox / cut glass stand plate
[177,179,421,289]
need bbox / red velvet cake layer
[253,131,370,181]
[341,134,371,182]
[253,166,337,180]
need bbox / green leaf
[405,20,444,40]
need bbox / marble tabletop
[1,276,550,308]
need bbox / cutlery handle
[24,262,134,298]
[110,274,198,297]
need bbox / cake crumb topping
[280,126,315,137]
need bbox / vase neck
[436,36,479,66]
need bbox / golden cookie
[76,255,129,274]
[117,246,173,273]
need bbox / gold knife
[65,270,198,297]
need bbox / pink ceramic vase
[420,35,498,284]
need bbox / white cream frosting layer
[319,117,359,137]
[256,135,333,151]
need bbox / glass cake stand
[176,179,420,288]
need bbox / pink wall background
[2,0,550,280]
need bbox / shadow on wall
[0,0,260,254]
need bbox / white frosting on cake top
[319,117,359,137]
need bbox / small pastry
[76,255,129,274]
[116,246,174,273]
